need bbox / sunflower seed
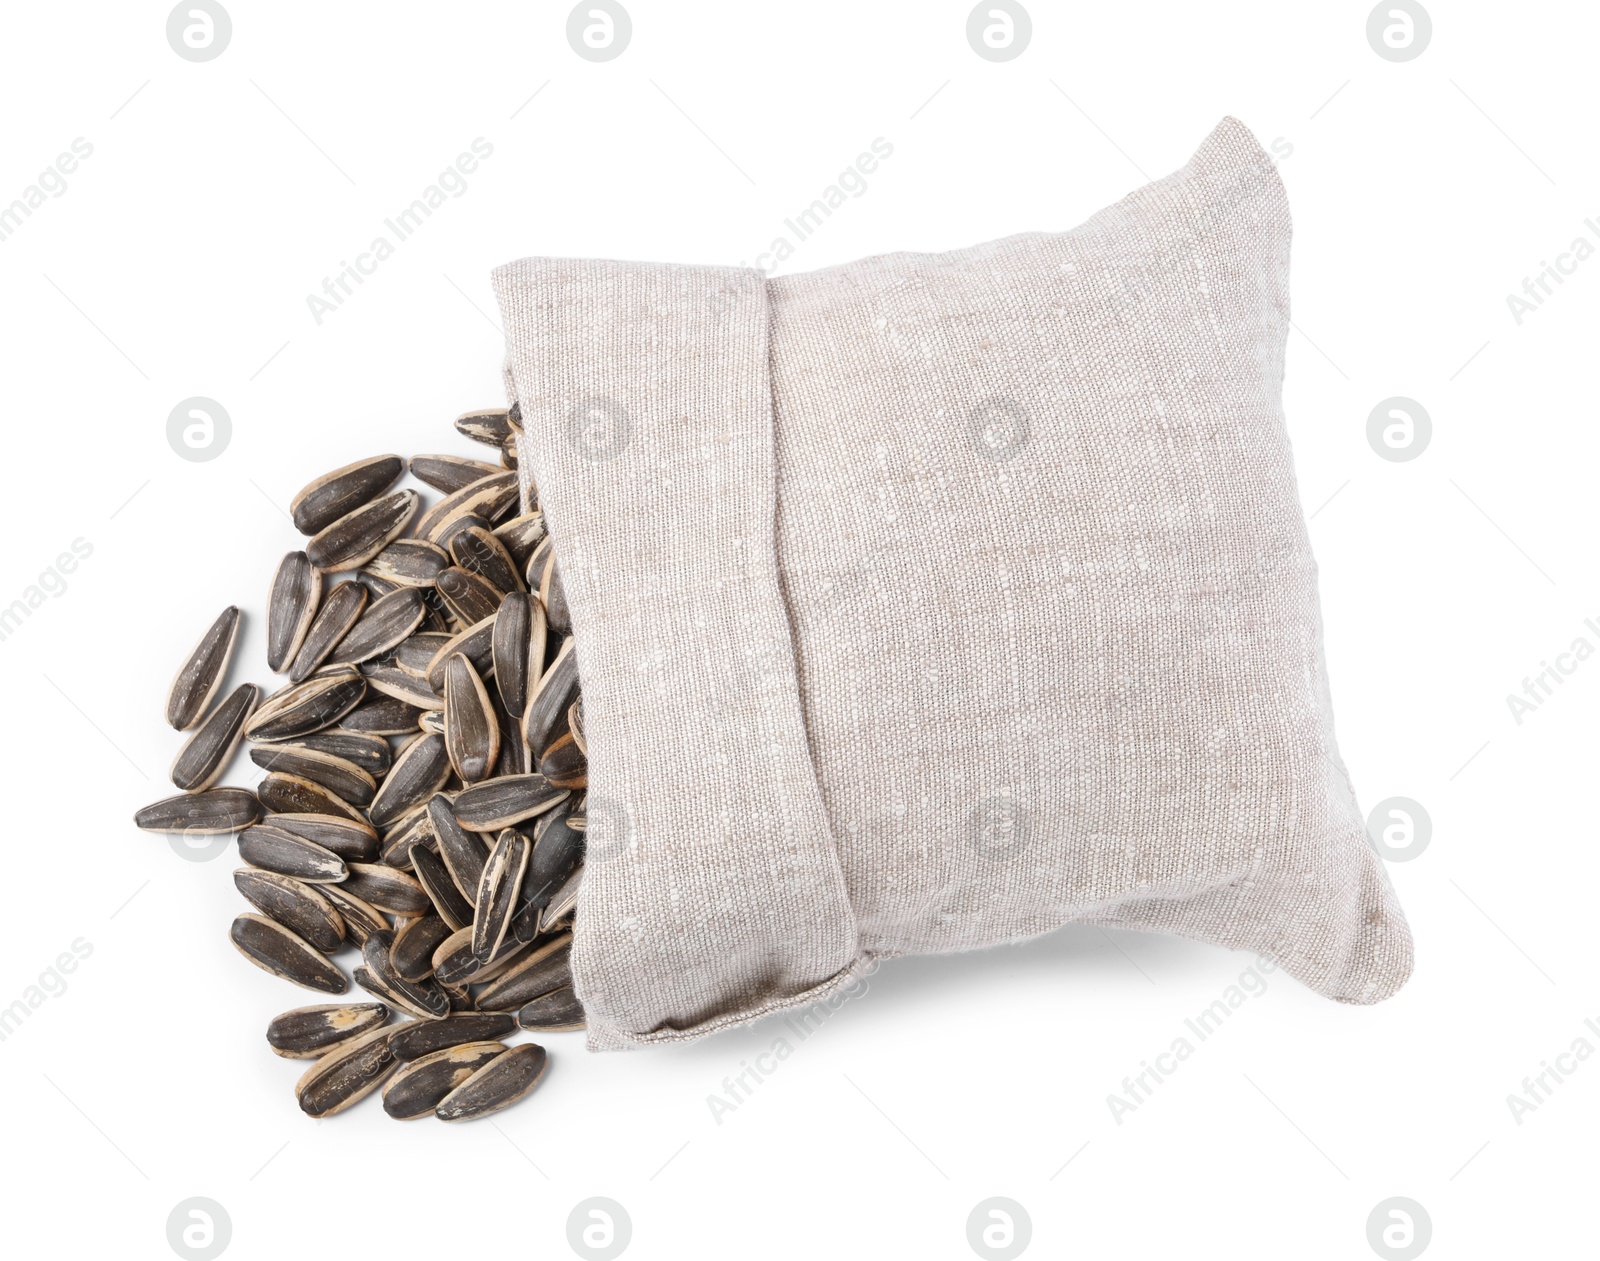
[411,844,473,931]
[436,1042,548,1122]
[341,862,430,915]
[426,614,497,694]
[416,472,519,541]
[360,665,443,711]
[233,868,345,953]
[523,636,578,753]
[429,794,489,901]
[507,401,524,434]
[500,433,518,469]
[291,455,405,535]
[451,775,567,832]
[267,553,322,674]
[383,1041,507,1119]
[369,733,451,827]
[391,913,454,982]
[431,925,529,986]
[231,913,349,994]
[395,632,451,678]
[493,512,546,570]
[379,806,434,869]
[330,588,427,666]
[492,593,534,718]
[295,1023,400,1117]
[267,1003,390,1059]
[318,883,389,946]
[249,745,377,807]
[266,812,379,862]
[418,710,446,737]
[342,694,427,735]
[539,730,587,790]
[367,538,450,590]
[515,987,585,1031]
[308,489,421,573]
[389,1012,516,1061]
[170,683,259,791]
[435,566,502,625]
[432,512,492,558]
[568,697,586,755]
[453,408,514,448]
[524,809,585,910]
[286,580,369,682]
[539,864,582,933]
[409,453,503,494]
[473,829,530,961]
[450,526,522,596]
[442,653,499,784]
[134,788,260,835]
[538,551,570,635]
[258,771,367,824]
[276,729,391,778]
[354,569,401,599]
[166,606,242,730]
[246,666,366,742]
[475,933,573,1012]
[238,825,348,882]
[361,931,449,1019]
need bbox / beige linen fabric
[493,117,1413,1051]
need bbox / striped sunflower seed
[388,1012,515,1061]
[472,828,530,961]
[522,635,578,753]
[426,614,497,694]
[237,825,347,882]
[231,913,348,994]
[247,665,366,742]
[134,788,260,835]
[383,1041,507,1120]
[431,925,529,986]
[539,729,587,790]
[492,512,546,571]
[568,697,585,755]
[342,694,427,735]
[170,682,259,791]
[416,472,519,541]
[233,868,345,953]
[418,710,447,737]
[353,569,400,599]
[523,808,585,910]
[452,775,567,832]
[342,862,430,915]
[290,455,405,535]
[444,653,499,784]
[360,665,443,712]
[276,729,391,778]
[379,806,434,869]
[453,408,514,448]
[307,489,421,573]
[286,580,369,683]
[329,587,426,665]
[166,606,242,730]
[449,526,522,596]
[435,566,502,625]
[266,812,379,862]
[395,632,452,679]
[360,930,449,1018]
[267,1003,390,1059]
[295,1023,400,1118]
[429,794,489,901]
[500,432,518,469]
[538,864,582,933]
[257,771,367,824]
[409,453,502,494]
[537,549,570,635]
[367,538,451,588]
[317,883,388,946]
[368,732,451,827]
[491,592,537,718]
[266,552,322,674]
[515,987,585,1031]
[432,512,491,558]
[436,1043,548,1122]
[475,933,573,1012]
[410,844,474,931]
[391,914,454,982]
[249,744,377,808]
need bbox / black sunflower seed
[290,454,405,535]
[429,794,489,901]
[384,1041,507,1120]
[286,580,369,683]
[317,883,388,946]
[166,606,242,730]
[388,1012,515,1061]
[435,567,502,626]
[307,489,421,573]
[266,552,322,674]
[257,771,367,824]
[237,825,348,882]
[265,812,379,862]
[360,930,449,1018]
[435,1043,548,1122]
[170,682,259,791]
[267,1002,390,1059]
[522,636,578,753]
[449,527,522,597]
[492,512,546,571]
[409,453,503,494]
[415,472,519,541]
[295,1024,400,1117]
[368,733,451,827]
[444,653,499,784]
[249,745,377,808]
[391,914,454,982]
[134,788,260,835]
[475,933,573,1012]
[472,829,530,961]
[426,614,497,694]
[233,868,345,953]
[329,588,426,665]
[491,592,536,718]
[411,844,474,931]
[360,665,443,712]
[246,666,366,742]
[453,408,514,448]
[342,694,427,735]
[231,913,348,994]
[515,986,585,1031]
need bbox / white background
[0,2,1593,1258]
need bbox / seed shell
[231,913,349,994]
[368,733,451,827]
[491,592,534,718]
[379,807,435,869]
[267,553,322,674]
[435,566,503,626]
[391,914,455,982]
[383,1042,508,1120]
[257,772,367,824]
[329,587,426,665]
[454,408,514,448]
[429,794,489,901]
[233,868,346,953]
[267,1003,390,1059]
[307,489,421,573]
[361,930,449,1018]
[367,537,451,588]
[249,745,377,808]
[515,986,585,1031]
[432,925,529,986]
[342,695,427,735]
[475,933,574,1012]
[170,682,259,791]
[409,453,502,495]
[472,829,530,961]
[410,844,474,931]
[435,1042,548,1122]
[539,730,587,790]
[388,1012,516,1061]
[522,636,578,753]
[134,788,260,835]
[449,527,522,596]
[286,581,369,683]
[237,825,348,882]
[166,606,242,730]
[247,666,366,742]
[416,472,519,541]
[492,512,546,570]
[426,614,497,694]
[343,863,431,916]
[452,775,568,832]
[444,653,499,784]
[318,884,388,946]
[295,1023,400,1118]
[265,812,379,861]
[290,455,405,535]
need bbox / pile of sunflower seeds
[135,406,590,1121]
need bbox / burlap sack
[493,116,1413,1051]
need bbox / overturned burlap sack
[492,116,1413,1051]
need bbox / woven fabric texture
[493,116,1413,1051]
